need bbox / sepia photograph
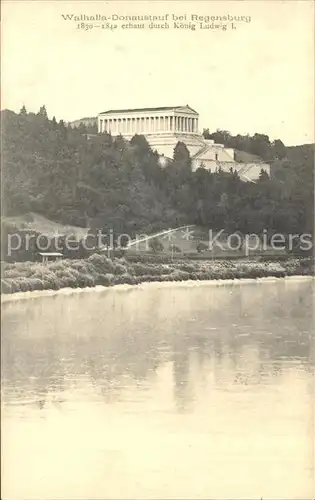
[1,1,314,499]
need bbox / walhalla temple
[95,104,270,182]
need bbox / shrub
[10,277,31,292]
[169,270,190,281]
[114,272,136,285]
[93,273,115,286]
[299,257,314,268]
[49,261,67,271]
[3,268,23,279]
[113,262,128,275]
[148,238,164,253]
[131,263,155,276]
[27,278,44,291]
[176,263,197,273]
[41,272,60,290]
[75,273,95,288]
[93,254,115,273]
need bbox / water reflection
[1,279,314,499]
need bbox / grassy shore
[1,254,314,295]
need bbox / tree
[251,133,271,161]
[19,105,27,115]
[258,168,270,182]
[272,139,287,160]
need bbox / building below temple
[98,105,270,182]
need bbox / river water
[1,278,314,499]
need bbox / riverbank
[1,254,314,295]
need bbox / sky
[1,0,314,145]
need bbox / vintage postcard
[1,1,314,499]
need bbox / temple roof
[99,105,198,115]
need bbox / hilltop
[69,116,97,129]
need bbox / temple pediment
[175,106,198,115]
[99,105,198,115]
